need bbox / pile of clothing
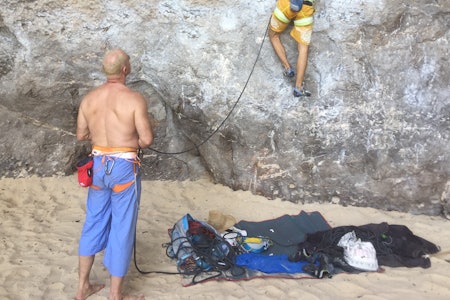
[287,222,440,278]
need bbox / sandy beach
[1,175,449,300]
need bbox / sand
[1,175,450,300]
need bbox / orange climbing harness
[89,145,141,193]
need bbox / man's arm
[134,94,153,149]
[76,103,91,141]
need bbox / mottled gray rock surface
[0,0,449,216]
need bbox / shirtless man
[75,49,153,300]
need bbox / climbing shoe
[301,254,334,279]
[293,86,311,97]
[283,67,295,78]
[288,248,314,263]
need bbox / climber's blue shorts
[78,155,141,277]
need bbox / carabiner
[104,158,115,175]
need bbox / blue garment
[235,253,309,274]
[78,155,141,277]
[290,0,304,11]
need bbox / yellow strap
[273,7,290,24]
[243,237,264,243]
[294,16,313,27]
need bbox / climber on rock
[268,0,315,97]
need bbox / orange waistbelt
[92,145,138,159]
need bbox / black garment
[290,222,440,269]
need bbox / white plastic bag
[337,231,379,271]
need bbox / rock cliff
[0,0,449,216]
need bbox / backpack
[166,214,239,283]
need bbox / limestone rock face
[0,1,449,216]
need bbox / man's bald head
[102,49,130,76]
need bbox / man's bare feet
[75,283,105,300]
[110,294,145,300]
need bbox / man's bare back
[76,50,153,150]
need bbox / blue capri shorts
[78,155,141,277]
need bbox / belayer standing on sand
[268,0,315,97]
[75,49,153,300]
